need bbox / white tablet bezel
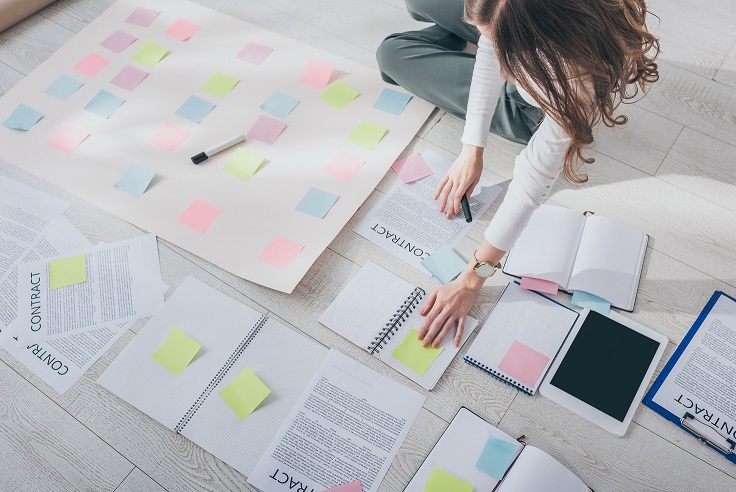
[539,309,668,436]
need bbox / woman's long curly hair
[465,0,660,183]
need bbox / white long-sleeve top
[461,36,571,252]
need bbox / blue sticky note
[571,290,611,315]
[84,90,125,118]
[476,437,517,480]
[175,95,216,124]
[2,104,43,131]
[295,187,339,219]
[44,74,84,101]
[373,88,412,115]
[114,163,156,197]
[420,245,466,285]
[260,91,300,119]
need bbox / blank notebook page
[499,446,590,492]
[318,261,418,350]
[465,283,579,393]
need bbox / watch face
[476,263,494,278]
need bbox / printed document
[248,349,425,492]
[650,294,736,446]
[354,150,501,272]
[16,234,164,343]
[0,176,69,285]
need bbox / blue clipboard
[643,290,736,463]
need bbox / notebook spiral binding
[368,287,425,354]
[174,314,269,433]
[464,356,533,395]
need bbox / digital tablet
[539,309,667,436]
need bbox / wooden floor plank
[714,39,736,89]
[0,361,133,492]
[114,468,167,492]
[0,11,74,75]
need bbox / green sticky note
[424,468,473,492]
[392,328,444,375]
[201,71,240,98]
[151,328,202,376]
[222,148,264,181]
[48,254,87,289]
[347,120,387,150]
[319,81,359,109]
[131,41,169,67]
[219,367,271,420]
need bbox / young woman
[376,0,659,347]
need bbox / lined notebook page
[318,261,418,350]
[377,309,478,390]
[98,276,263,430]
[464,283,579,394]
[183,316,327,476]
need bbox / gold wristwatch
[472,250,502,279]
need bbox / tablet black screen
[549,310,661,421]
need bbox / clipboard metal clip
[681,412,736,455]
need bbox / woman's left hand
[417,268,485,348]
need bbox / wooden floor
[1,0,735,490]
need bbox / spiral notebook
[464,282,579,395]
[319,261,478,390]
[98,277,328,476]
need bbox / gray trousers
[376,0,542,144]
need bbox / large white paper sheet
[0,176,69,286]
[16,234,163,343]
[248,349,425,492]
[0,0,435,293]
[354,150,501,272]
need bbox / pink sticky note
[325,481,363,492]
[259,236,304,269]
[299,59,334,88]
[177,199,222,233]
[48,125,90,154]
[73,53,111,77]
[110,65,149,91]
[498,340,550,388]
[165,18,201,41]
[126,7,160,27]
[324,151,366,181]
[150,122,190,151]
[237,42,273,65]
[392,153,433,184]
[247,116,287,144]
[100,30,137,53]
[519,276,559,295]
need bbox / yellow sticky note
[219,367,271,420]
[392,328,443,375]
[423,468,473,492]
[319,81,359,109]
[131,41,169,67]
[49,254,87,289]
[201,71,240,98]
[347,120,387,150]
[222,148,264,181]
[151,328,201,376]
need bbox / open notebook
[503,204,648,311]
[464,282,579,395]
[406,407,591,492]
[319,261,478,390]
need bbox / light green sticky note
[424,468,473,492]
[347,120,387,150]
[201,71,240,98]
[392,328,444,375]
[131,41,169,67]
[222,148,264,181]
[151,328,201,376]
[48,254,87,289]
[319,81,359,109]
[219,367,271,420]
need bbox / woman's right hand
[435,144,484,218]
